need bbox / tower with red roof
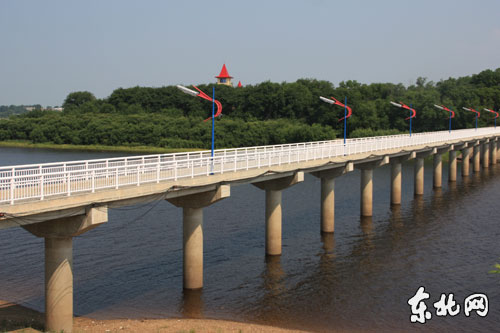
[215,64,233,86]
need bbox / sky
[1,0,499,106]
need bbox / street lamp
[390,101,416,137]
[434,104,455,133]
[484,108,499,128]
[319,96,352,144]
[177,85,222,168]
[462,107,480,131]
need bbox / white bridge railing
[1,127,499,205]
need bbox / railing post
[10,168,15,205]
[92,170,95,193]
[175,161,178,181]
[191,161,194,178]
[40,174,44,200]
[157,162,160,183]
[115,167,119,189]
[67,172,71,196]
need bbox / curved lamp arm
[463,107,480,118]
[176,85,223,121]
[391,101,416,120]
[319,96,352,121]
[484,108,499,119]
[434,104,455,118]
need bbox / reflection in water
[181,289,204,318]
[320,232,335,256]
[263,256,285,297]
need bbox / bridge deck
[0,127,497,229]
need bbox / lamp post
[177,85,222,170]
[462,107,480,131]
[434,104,455,133]
[390,101,416,137]
[484,108,499,128]
[319,96,352,145]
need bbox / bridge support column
[22,206,108,333]
[490,140,497,165]
[414,158,424,195]
[391,162,402,205]
[253,173,303,255]
[168,185,230,289]
[482,141,489,168]
[474,144,481,172]
[449,150,457,182]
[355,157,387,217]
[311,165,352,234]
[433,153,442,188]
[360,169,373,216]
[388,153,413,206]
[462,147,471,177]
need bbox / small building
[215,64,233,86]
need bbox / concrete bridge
[1,127,499,332]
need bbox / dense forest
[0,68,499,149]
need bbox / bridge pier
[22,206,108,333]
[391,162,402,205]
[168,185,230,289]
[483,140,490,168]
[433,147,450,188]
[462,147,471,177]
[414,158,424,195]
[473,143,481,172]
[433,153,442,188]
[490,139,497,165]
[355,158,387,217]
[312,165,351,233]
[253,173,303,255]
[449,150,457,182]
[389,154,412,206]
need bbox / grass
[0,140,203,154]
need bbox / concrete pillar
[22,206,108,333]
[483,142,489,168]
[360,168,373,216]
[253,173,303,256]
[497,139,500,161]
[45,237,73,333]
[491,141,497,165]
[414,158,424,195]
[320,177,335,233]
[474,145,481,172]
[433,153,442,188]
[449,150,457,182]
[183,207,203,289]
[462,148,470,177]
[265,189,282,255]
[168,185,230,289]
[391,162,402,205]
[312,164,352,234]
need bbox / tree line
[0,68,499,149]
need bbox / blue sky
[1,0,499,106]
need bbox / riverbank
[0,141,202,154]
[0,300,312,333]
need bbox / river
[0,147,499,332]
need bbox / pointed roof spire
[215,64,233,79]
[237,81,242,88]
